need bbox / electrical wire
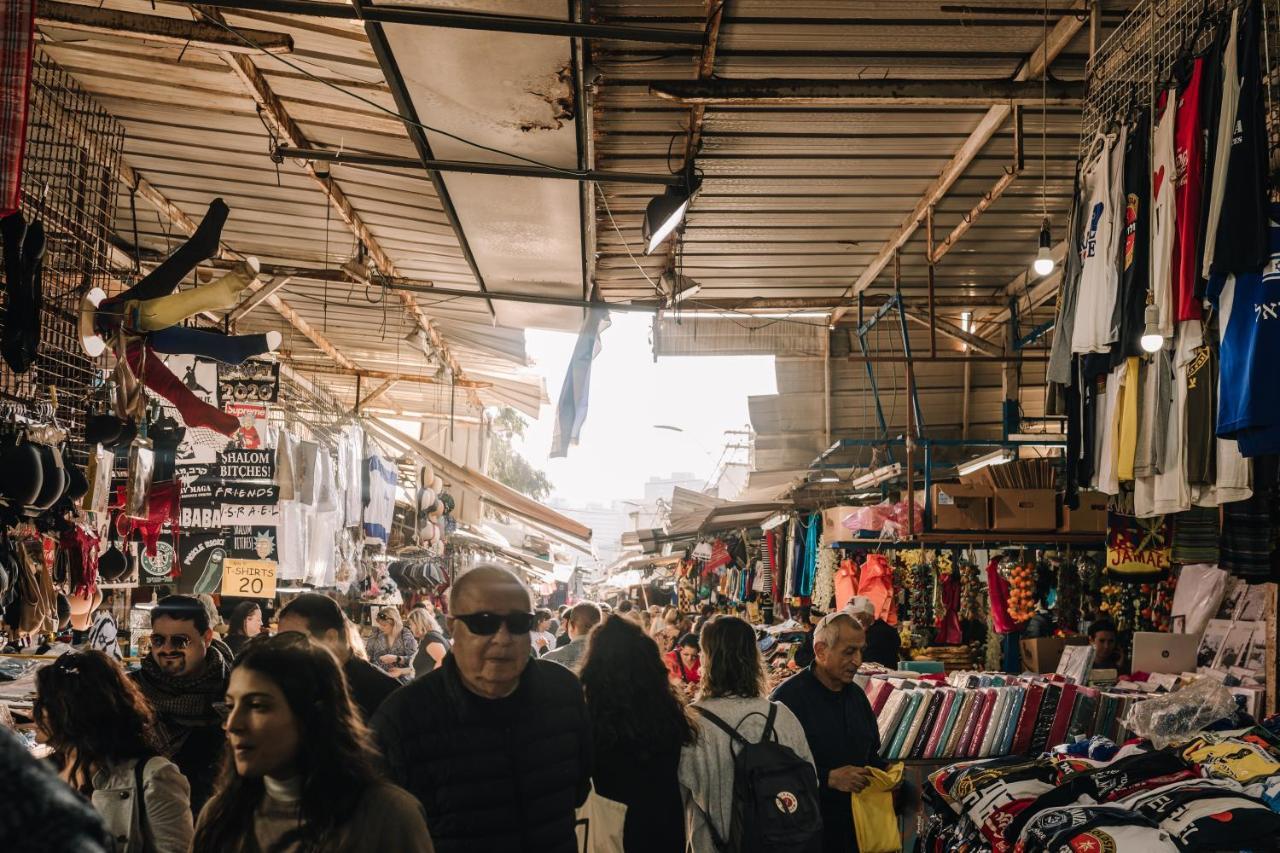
[1042,0,1049,222]
[597,183,664,295]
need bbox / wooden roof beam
[830,1,1086,325]
[37,0,293,54]
[195,5,482,407]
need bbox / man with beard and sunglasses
[372,564,592,853]
[129,595,233,816]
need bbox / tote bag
[575,782,627,853]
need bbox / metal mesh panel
[1081,0,1280,174]
[0,50,124,459]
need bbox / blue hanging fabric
[800,513,819,597]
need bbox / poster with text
[218,448,275,481]
[218,360,279,406]
[226,403,274,450]
[227,525,278,562]
[178,529,228,596]
[217,482,281,526]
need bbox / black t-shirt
[864,619,901,669]
[344,656,399,721]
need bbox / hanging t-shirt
[1049,174,1088,385]
[1214,0,1270,276]
[1201,5,1241,278]
[364,453,397,543]
[1136,328,1195,517]
[1151,88,1178,338]
[1116,357,1140,481]
[1207,207,1280,453]
[1114,116,1151,365]
[859,553,896,626]
[1072,128,1124,353]
[1094,362,1125,494]
[1171,56,1207,322]
[1185,342,1217,486]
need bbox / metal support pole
[906,359,917,537]
[893,254,926,434]
[856,330,893,463]
[924,441,934,532]
[822,329,832,447]
[926,206,937,359]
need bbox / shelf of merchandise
[830,532,1106,550]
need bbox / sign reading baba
[220,558,277,599]
[218,449,275,481]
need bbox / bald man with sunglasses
[371,564,592,853]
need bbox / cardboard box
[993,488,1057,531]
[1021,635,1089,673]
[1060,490,1108,533]
[931,483,993,530]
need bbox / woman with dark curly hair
[35,651,194,853]
[193,632,434,852]
[579,615,696,852]
[223,601,263,657]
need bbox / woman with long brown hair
[579,615,697,852]
[676,616,816,851]
[34,651,193,852]
[193,632,433,852]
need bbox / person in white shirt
[530,609,556,657]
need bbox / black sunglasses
[452,611,536,636]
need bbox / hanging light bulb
[1033,218,1055,276]
[1140,302,1164,353]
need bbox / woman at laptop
[1088,618,1127,674]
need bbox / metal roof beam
[191,0,703,44]
[195,5,484,405]
[649,77,1084,107]
[901,308,1003,356]
[38,0,293,54]
[269,145,682,185]
[830,1,1086,324]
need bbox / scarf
[135,637,232,743]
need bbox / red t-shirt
[1172,56,1206,321]
[665,649,701,684]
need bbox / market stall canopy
[364,417,592,547]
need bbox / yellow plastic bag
[850,762,903,853]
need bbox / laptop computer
[1131,631,1200,675]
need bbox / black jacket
[372,654,592,853]
[343,655,399,721]
[772,666,886,853]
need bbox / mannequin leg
[125,343,239,435]
[148,326,280,365]
[107,198,228,305]
[129,260,258,332]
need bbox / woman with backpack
[579,615,696,851]
[34,651,194,853]
[677,616,822,853]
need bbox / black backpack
[694,703,823,853]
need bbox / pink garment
[985,557,1017,633]
[934,566,963,644]
[858,553,897,626]
[834,558,858,611]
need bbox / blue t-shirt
[1206,205,1280,455]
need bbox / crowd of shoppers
[12,569,903,852]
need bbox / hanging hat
[78,288,107,358]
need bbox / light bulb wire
[1041,0,1049,222]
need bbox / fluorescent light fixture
[1140,302,1164,353]
[853,491,881,500]
[662,272,703,305]
[956,448,1015,476]
[643,175,702,254]
[670,310,833,319]
[761,512,789,531]
[1033,218,1055,276]
[851,463,902,491]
